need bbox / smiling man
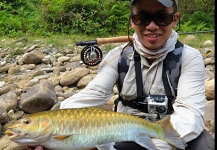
[32,0,209,150]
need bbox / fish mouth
[5,129,25,140]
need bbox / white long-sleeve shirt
[60,41,205,149]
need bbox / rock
[204,57,215,65]
[65,61,82,70]
[27,45,39,52]
[0,135,26,150]
[22,50,44,64]
[8,66,21,75]
[59,68,90,86]
[19,81,57,113]
[53,66,66,73]
[0,81,6,88]
[0,91,17,112]
[54,85,64,93]
[25,78,39,88]
[204,100,215,136]
[57,56,71,63]
[20,64,36,71]
[204,100,215,121]
[204,40,213,46]
[0,107,8,123]
[30,70,45,78]
[205,79,214,100]
[0,84,19,95]
[48,71,61,86]
[0,64,16,73]
[77,74,96,88]
[8,110,24,121]
[205,68,214,81]
[184,35,196,43]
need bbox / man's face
[131,0,179,50]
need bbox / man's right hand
[27,146,49,150]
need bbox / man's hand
[27,146,49,150]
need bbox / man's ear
[130,18,135,28]
[173,12,179,28]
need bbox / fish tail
[157,116,187,149]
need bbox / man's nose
[146,20,159,30]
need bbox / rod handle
[96,36,133,45]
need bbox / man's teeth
[146,35,158,38]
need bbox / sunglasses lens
[155,13,174,26]
[132,14,150,26]
[132,13,174,26]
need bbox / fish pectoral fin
[53,134,71,140]
[134,135,159,150]
[96,142,116,150]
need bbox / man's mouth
[145,34,159,38]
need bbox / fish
[5,107,187,150]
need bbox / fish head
[5,113,53,145]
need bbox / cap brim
[131,0,174,7]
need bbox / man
[32,0,206,149]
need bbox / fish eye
[23,118,31,124]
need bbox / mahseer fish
[5,107,186,150]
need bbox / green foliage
[8,49,23,57]
[0,0,214,38]
[39,0,130,36]
[0,0,47,37]
[178,0,215,32]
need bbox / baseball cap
[131,0,177,7]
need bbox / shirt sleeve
[60,46,122,109]
[170,45,206,142]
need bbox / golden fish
[5,107,186,150]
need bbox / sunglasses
[131,12,176,26]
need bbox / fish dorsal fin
[53,135,71,140]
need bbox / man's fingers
[26,146,33,150]
[35,146,44,150]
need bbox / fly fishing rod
[76,36,133,66]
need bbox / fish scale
[5,107,187,150]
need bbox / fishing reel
[75,36,133,66]
[76,40,103,66]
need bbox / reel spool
[80,45,102,66]
[76,36,132,66]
